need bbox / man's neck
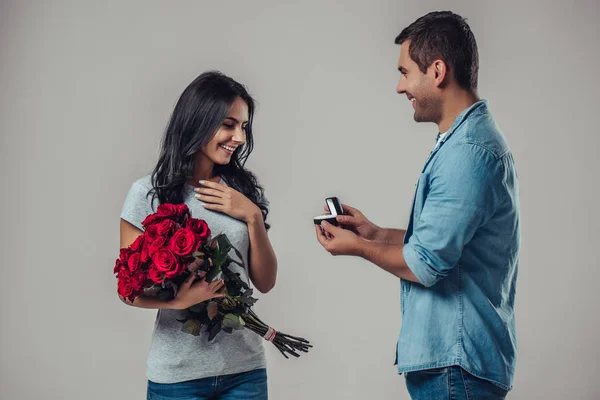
[438,90,480,133]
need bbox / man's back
[398,100,520,391]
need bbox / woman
[118,70,277,399]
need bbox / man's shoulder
[456,110,510,160]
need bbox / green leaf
[215,234,233,253]
[181,320,202,336]
[222,313,245,330]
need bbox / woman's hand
[170,273,225,310]
[194,180,261,223]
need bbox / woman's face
[201,96,248,165]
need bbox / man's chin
[413,112,434,123]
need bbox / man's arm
[316,221,420,282]
[316,143,503,288]
[375,228,407,245]
[332,204,407,245]
[356,238,419,282]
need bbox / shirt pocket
[413,172,430,223]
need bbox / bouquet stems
[241,309,312,359]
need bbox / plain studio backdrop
[1,0,599,399]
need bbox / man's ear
[432,59,448,87]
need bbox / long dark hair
[149,70,270,229]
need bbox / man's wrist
[355,238,372,259]
[372,226,385,242]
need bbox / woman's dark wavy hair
[148,70,270,229]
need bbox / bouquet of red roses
[114,203,311,359]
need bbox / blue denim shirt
[397,100,520,391]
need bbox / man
[315,11,520,399]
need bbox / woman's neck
[187,155,219,187]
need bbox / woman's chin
[214,157,232,165]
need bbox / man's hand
[315,221,365,256]
[324,203,381,241]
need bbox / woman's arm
[246,212,278,294]
[194,180,278,294]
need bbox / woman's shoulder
[129,174,153,191]
[121,174,157,229]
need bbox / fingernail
[194,194,202,199]
[199,180,205,184]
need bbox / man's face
[396,41,442,124]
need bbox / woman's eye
[223,124,234,129]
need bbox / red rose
[165,262,184,278]
[145,224,161,243]
[142,204,191,228]
[169,228,199,257]
[148,235,167,257]
[152,248,182,278]
[157,204,188,221]
[114,258,124,274]
[156,219,177,237]
[127,252,141,273]
[117,269,133,299]
[176,204,191,223]
[156,204,180,218]
[130,269,146,292]
[119,248,131,264]
[148,264,164,284]
[140,238,151,263]
[141,213,162,228]
[186,218,211,242]
[130,235,145,252]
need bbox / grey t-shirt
[120,175,266,384]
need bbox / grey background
[1,0,599,399]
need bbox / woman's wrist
[246,208,263,226]
[167,298,184,310]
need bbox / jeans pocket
[460,369,508,399]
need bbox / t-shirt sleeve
[120,177,156,231]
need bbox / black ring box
[314,197,344,226]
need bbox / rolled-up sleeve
[403,143,504,287]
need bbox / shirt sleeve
[403,143,504,287]
[120,177,156,231]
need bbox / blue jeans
[405,366,509,399]
[147,368,268,400]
